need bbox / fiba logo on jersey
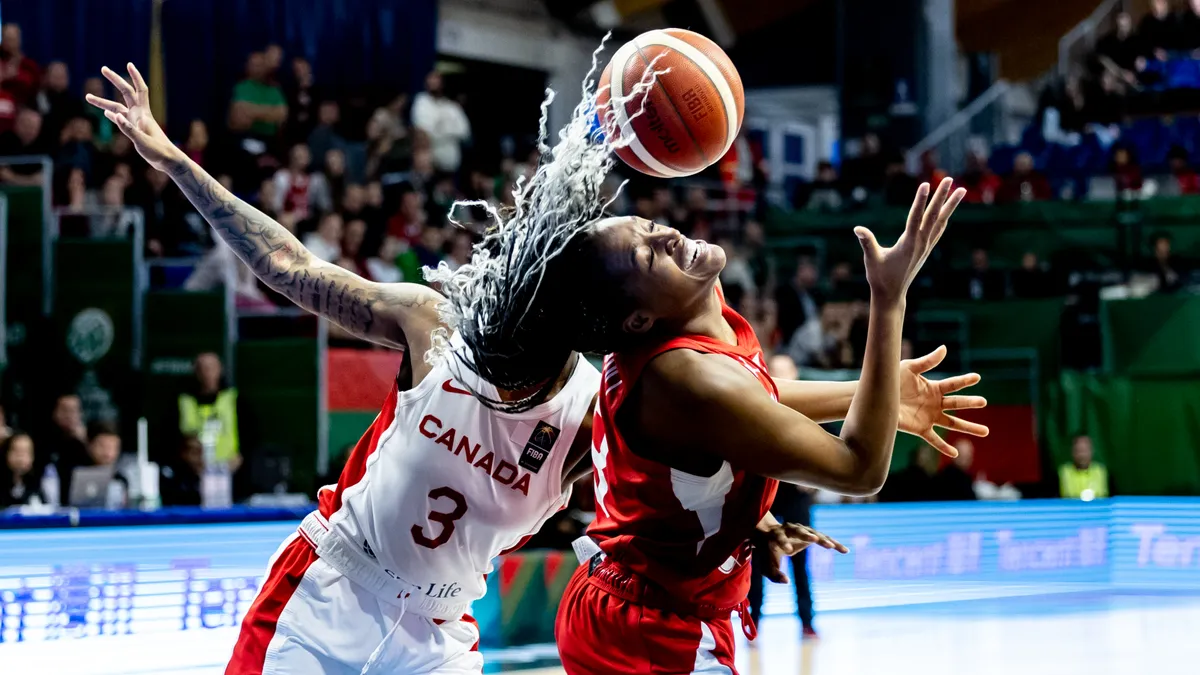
[519,421,560,474]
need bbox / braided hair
[423,36,667,412]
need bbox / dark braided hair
[423,36,667,412]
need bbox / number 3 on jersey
[411,487,468,549]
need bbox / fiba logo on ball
[67,308,115,365]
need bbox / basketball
[597,28,745,178]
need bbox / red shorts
[555,561,740,675]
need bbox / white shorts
[226,534,483,675]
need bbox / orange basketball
[597,28,744,178]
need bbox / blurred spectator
[70,421,128,508]
[445,229,474,272]
[1150,232,1184,293]
[933,439,977,501]
[387,186,428,244]
[917,150,948,185]
[371,94,410,144]
[1093,13,1145,89]
[90,175,138,237]
[396,224,446,284]
[1059,434,1109,500]
[775,257,822,344]
[1180,0,1200,54]
[767,353,799,381]
[130,164,191,257]
[272,144,332,220]
[961,150,1000,204]
[0,403,9,443]
[338,219,370,275]
[41,394,88,498]
[963,247,1006,300]
[159,435,204,507]
[840,133,886,193]
[0,24,41,106]
[1140,0,1180,58]
[1,432,43,507]
[997,152,1052,203]
[82,77,114,146]
[1011,251,1053,298]
[0,108,48,186]
[882,153,921,206]
[796,161,843,212]
[182,119,209,167]
[34,61,84,147]
[308,101,346,172]
[178,353,241,470]
[229,52,287,137]
[1109,145,1143,193]
[304,212,344,262]
[955,438,1021,501]
[323,147,348,208]
[184,238,277,310]
[285,58,318,144]
[1168,146,1200,194]
[879,444,939,502]
[263,45,284,85]
[718,238,758,297]
[57,116,98,180]
[412,71,471,174]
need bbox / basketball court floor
[8,588,1196,674]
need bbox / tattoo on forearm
[165,159,438,346]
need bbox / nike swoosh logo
[442,379,472,396]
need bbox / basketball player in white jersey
[90,63,983,674]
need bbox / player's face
[592,215,726,328]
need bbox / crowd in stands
[0,19,1130,512]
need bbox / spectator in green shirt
[229,52,287,138]
[1060,433,1109,501]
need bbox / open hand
[856,177,965,305]
[756,522,847,584]
[898,345,989,457]
[85,63,180,172]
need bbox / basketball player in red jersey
[91,60,981,673]
[545,178,971,674]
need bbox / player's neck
[673,288,737,346]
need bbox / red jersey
[587,288,779,612]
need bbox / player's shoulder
[642,348,764,407]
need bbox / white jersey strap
[298,511,472,620]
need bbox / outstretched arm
[87,64,444,376]
[773,346,988,457]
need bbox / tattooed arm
[88,63,444,380]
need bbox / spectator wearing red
[386,185,427,243]
[181,119,209,167]
[961,151,1001,204]
[0,24,41,107]
[918,149,948,185]
[1110,145,1143,194]
[1169,146,1200,194]
[272,143,332,221]
[998,152,1052,203]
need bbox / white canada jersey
[314,336,599,619]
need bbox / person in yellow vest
[178,352,241,471]
[1059,433,1109,501]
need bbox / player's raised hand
[897,345,990,457]
[756,522,847,584]
[85,64,180,172]
[856,177,966,305]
